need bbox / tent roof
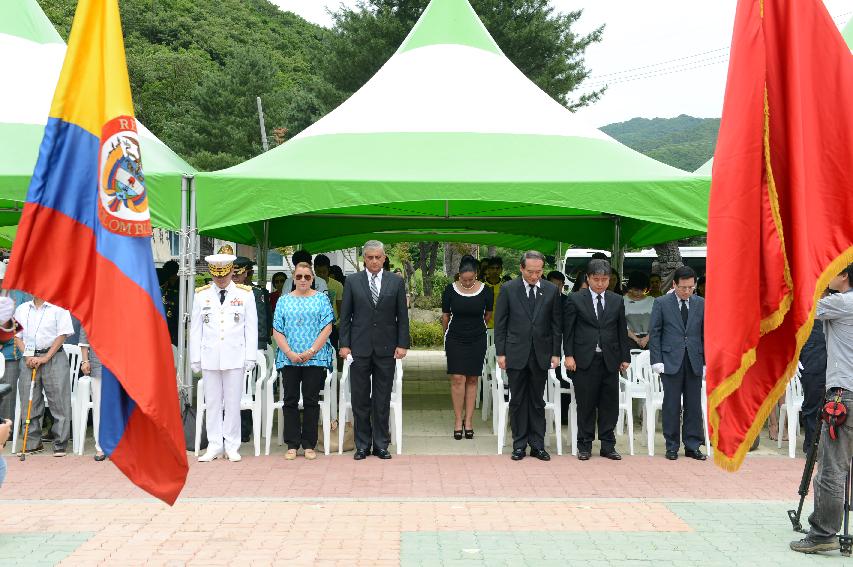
[197,0,709,252]
[0,0,195,230]
[694,158,713,176]
[844,16,853,50]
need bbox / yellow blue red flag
[4,0,188,504]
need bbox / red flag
[706,0,853,470]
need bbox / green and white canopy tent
[196,0,710,255]
[844,15,853,50]
[0,0,195,231]
[694,158,713,176]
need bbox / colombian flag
[706,0,853,470]
[4,0,188,503]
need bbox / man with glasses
[648,265,706,461]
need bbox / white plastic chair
[616,367,636,456]
[778,369,805,458]
[558,364,579,456]
[480,345,495,422]
[628,350,652,436]
[644,361,664,456]
[12,344,82,454]
[544,369,563,455]
[195,350,265,456]
[493,365,511,453]
[701,378,712,457]
[337,358,404,454]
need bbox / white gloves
[191,362,201,374]
[244,360,256,372]
[0,296,14,323]
[651,363,665,375]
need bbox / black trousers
[573,353,618,453]
[350,354,395,452]
[282,366,326,450]
[800,371,827,453]
[506,350,547,452]
[661,356,703,453]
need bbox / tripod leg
[841,456,853,556]
[789,414,823,532]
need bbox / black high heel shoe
[454,429,463,440]
[464,428,474,439]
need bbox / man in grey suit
[339,240,410,461]
[648,265,706,461]
[494,251,562,461]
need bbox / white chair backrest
[485,345,496,374]
[243,350,266,397]
[633,350,652,384]
[63,344,83,390]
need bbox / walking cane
[788,413,823,532]
[841,456,853,557]
[19,367,37,461]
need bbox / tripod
[841,456,853,556]
[789,414,822,532]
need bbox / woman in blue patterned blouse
[273,262,334,460]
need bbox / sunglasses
[294,274,313,281]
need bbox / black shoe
[600,450,622,460]
[511,448,525,461]
[353,449,368,461]
[665,451,678,460]
[454,429,463,440]
[94,453,107,462]
[464,429,474,440]
[530,448,551,461]
[41,432,55,442]
[372,448,392,459]
[685,448,707,461]
[577,451,591,461]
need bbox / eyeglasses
[294,274,313,281]
[676,285,696,292]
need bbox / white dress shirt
[14,301,74,350]
[588,288,606,312]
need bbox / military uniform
[190,255,257,461]
[233,256,271,349]
[160,280,179,346]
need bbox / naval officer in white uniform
[190,252,257,462]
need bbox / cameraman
[792,264,853,554]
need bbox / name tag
[23,343,35,357]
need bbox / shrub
[430,274,452,297]
[412,295,442,309]
[409,320,444,348]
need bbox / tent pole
[185,175,198,391]
[176,175,189,392]
[612,216,624,277]
[258,221,270,288]
[557,242,565,274]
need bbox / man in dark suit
[494,251,562,461]
[339,240,410,461]
[563,259,631,461]
[648,265,706,461]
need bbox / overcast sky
[273,1,853,126]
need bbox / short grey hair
[587,259,611,276]
[520,250,546,268]
[363,240,385,253]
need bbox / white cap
[205,253,236,266]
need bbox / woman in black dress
[441,255,494,440]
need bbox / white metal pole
[176,175,189,390]
[184,175,198,390]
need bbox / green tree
[324,0,605,112]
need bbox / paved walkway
[0,350,832,565]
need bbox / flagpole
[186,175,198,390]
[176,175,189,391]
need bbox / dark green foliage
[409,320,444,347]
[324,0,604,111]
[38,0,332,170]
[600,114,720,172]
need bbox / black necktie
[596,294,603,320]
[528,284,536,310]
[681,299,688,326]
[220,289,226,305]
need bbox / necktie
[219,289,226,304]
[681,299,689,326]
[596,294,603,320]
[370,273,379,305]
[528,284,536,310]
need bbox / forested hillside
[601,114,719,172]
[38,0,333,170]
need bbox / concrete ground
[0,350,834,565]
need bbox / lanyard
[26,304,48,349]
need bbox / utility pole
[256,96,270,285]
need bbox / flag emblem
[98,115,151,237]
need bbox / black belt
[34,348,50,355]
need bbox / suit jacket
[562,289,630,373]
[493,278,562,370]
[339,270,410,357]
[648,292,705,375]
